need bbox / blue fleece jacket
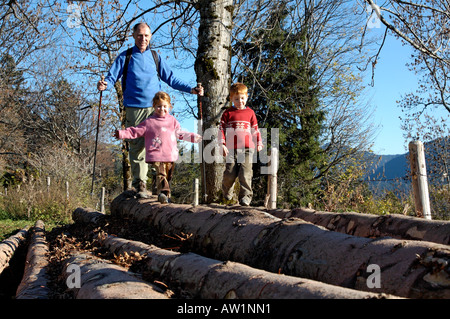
[104,45,192,108]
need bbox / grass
[0,219,31,241]
[0,177,119,241]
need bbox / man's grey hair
[132,22,151,34]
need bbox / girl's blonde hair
[152,91,172,108]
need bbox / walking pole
[91,75,104,196]
[197,83,208,203]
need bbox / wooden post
[266,147,279,210]
[65,181,69,200]
[409,141,432,220]
[193,178,199,206]
[46,176,50,193]
[101,187,105,213]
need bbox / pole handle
[197,82,203,120]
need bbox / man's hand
[97,79,107,91]
[191,85,204,96]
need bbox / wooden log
[16,220,51,299]
[72,207,106,226]
[61,252,170,299]
[270,208,450,246]
[98,233,396,299]
[0,227,29,275]
[110,194,450,298]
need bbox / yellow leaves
[112,250,146,268]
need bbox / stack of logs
[1,192,450,299]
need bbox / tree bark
[72,207,106,226]
[0,227,28,274]
[96,231,395,299]
[61,252,170,299]
[271,208,450,246]
[110,194,450,298]
[195,0,233,203]
[15,220,51,299]
[113,81,132,191]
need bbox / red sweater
[219,107,263,150]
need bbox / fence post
[101,187,105,213]
[266,147,279,210]
[193,178,199,206]
[47,176,50,193]
[409,141,432,220]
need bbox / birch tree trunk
[97,233,396,299]
[271,208,450,246]
[15,220,50,299]
[110,194,450,298]
[61,252,170,299]
[0,227,28,274]
[195,0,233,203]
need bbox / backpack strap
[121,47,133,93]
[121,47,161,93]
[151,49,160,81]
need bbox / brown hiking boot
[136,180,149,198]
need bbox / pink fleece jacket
[117,114,200,163]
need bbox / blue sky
[367,34,418,155]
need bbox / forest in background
[0,0,449,236]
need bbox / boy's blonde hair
[230,82,248,97]
[152,91,172,108]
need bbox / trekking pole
[91,75,104,196]
[197,83,208,203]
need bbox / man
[97,22,203,198]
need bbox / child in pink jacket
[114,91,201,203]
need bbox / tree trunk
[114,81,132,191]
[72,207,106,225]
[271,208,450,246]
[195,0,233,203]
[15,220,50,299]
[61,252,170,299]
[96,232,396,299]
[0,227,28,274]
[110,194,450,298]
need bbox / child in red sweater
[219,83,263,206]
[114,91,201,203]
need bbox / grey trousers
[125,107,154,189]
[222,148,254,201]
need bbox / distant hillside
[365,137,449,194]
[368,153,409,181]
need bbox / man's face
[133,25,152,52]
